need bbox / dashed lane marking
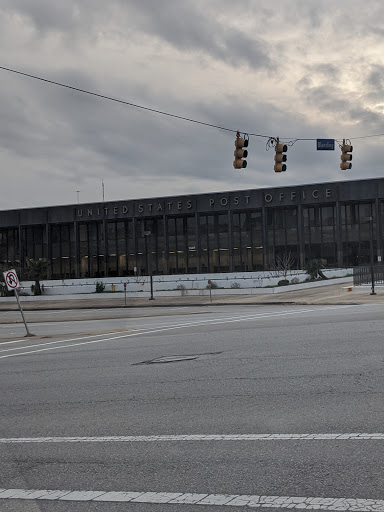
[1,433,383,443]
[0,488,383,510]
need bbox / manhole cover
[134,352,221,365]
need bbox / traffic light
[340,139,353,170]
[233,132,248,169]
[274,138,287,172]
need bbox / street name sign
[317,139,335,150]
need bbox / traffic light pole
[370,216,376,295]
[150,273,154,300]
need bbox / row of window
[0,203,381,279]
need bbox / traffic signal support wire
[1,65,384,144]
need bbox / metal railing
[353,265,384,286]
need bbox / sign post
[3,270,34,337]
[208,280,212,303]
[124,282,127,307]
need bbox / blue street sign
[317,139,335,150]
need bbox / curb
[0,300,367,314]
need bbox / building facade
[0,178,383,280]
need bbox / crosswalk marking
[0,488,383,510]
[0,433,383,443]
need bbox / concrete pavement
[1,303,384,509]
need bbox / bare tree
[269,252,295,280]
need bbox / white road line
[0,310,296,353]
[0,305,354,350]
[0,330,134,354]
[0,310,306,357]
[0,338,29,345]
[0,308,314,352]
[0,306,348,360]
[1,433,383,443]
[0,488,383,510]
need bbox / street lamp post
[144,231,154,300]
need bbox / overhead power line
[0,65,251,136]
[1,65,384,142]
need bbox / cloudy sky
[0,0,384,210]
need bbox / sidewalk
[0,283,382,311]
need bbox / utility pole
[101,179,105,202]
[369,215,376,295]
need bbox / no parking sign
[3,269,20,291]
[2,269,33,336]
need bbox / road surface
[1,304,384,511]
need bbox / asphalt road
[1,304,384,511]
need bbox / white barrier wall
[16,269,353,296]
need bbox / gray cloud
[2,0,98,38]
[0,0,384,210]
[303,86,351,116]
[120,1,273,70]
[367,65,384,89]
[2,0,272,70]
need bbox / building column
[18,225,24,280]
[132,217,138,276]
[297,204,305,269]
[195,212,200,273]
[163,214,169,275]
[74,221,80,279]
[228,210,233,272]
[335,201,343,267]
[102,219,108,277]
[46,223,52,279]
[375,198,381,262]
[262,206,268,269]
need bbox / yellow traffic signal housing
[233,133,248,169]
[340,140,353,170]
[274,139,287,172]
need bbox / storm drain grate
[134,352,221,365]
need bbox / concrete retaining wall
[0,276,353,302]
[14,268,352,295]
[0,269,353,301]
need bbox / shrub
[176,283,188,296]
[290,277,299,285]
[277,279,289,286]
[26,258,47,296]
[230,282,241,289]
[304,259,327,280]
[0,282,13,297]
[95,281,105,293]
